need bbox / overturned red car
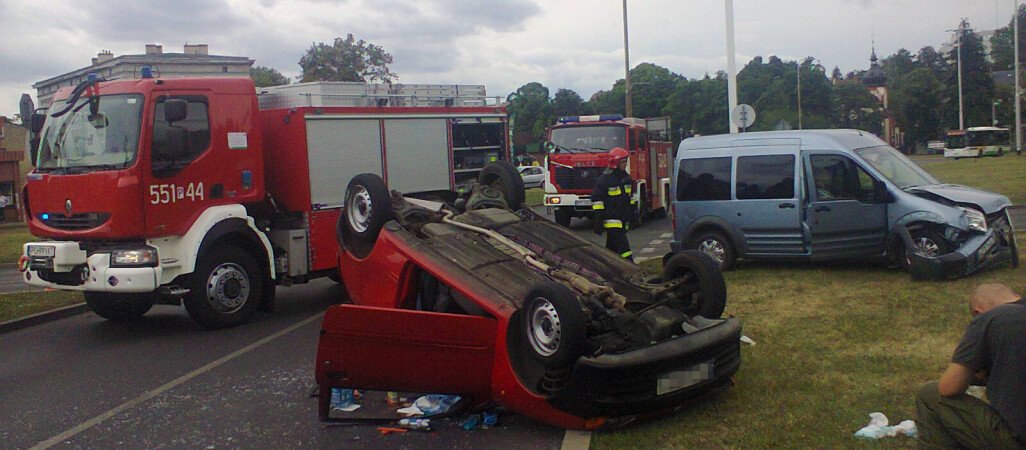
[315,162,742,429]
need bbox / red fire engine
[542,115,673,227]
[18,72,508,328]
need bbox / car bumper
[21,241,160,292]
[903,224,1017,281]
[548,317,742,419]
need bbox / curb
[0,302,89,335]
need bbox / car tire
[553,208,572,228]
[689,231,736,271]
[183,245,263,329]
[520,281,586,369]
[478,161,525,210]
[662,251,727,318]
[337,173,393,258]
[84,292,154,321]
[900,227,953,272]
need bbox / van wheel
[184,246,263,329]
[900,228,953,272]
[553,208,572,227]
[662,251,727,318]
[689,231,735,271]
[84,292,154,321]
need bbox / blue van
[669,130,1018,279]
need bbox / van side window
[736,155,795,199]
[677,157,731,201]
[810,155,857,201]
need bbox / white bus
[944,127,1011,158]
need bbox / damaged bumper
[902,211,1019,280]
[549,317,742,420]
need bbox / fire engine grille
[39,213,111,231]
[553,166,604,191]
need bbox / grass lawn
[0,290,83,323]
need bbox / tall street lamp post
[623,0,632,118]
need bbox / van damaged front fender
[899,214,1018,280]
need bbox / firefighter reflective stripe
[592,201,605,210]
[624,185,632,194]
[603,219,624,228]
[607,186,623,196]
[620,250,633,258]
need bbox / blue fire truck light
[87,73,98,81]
[141,66,154,78]
[41,214,49,220]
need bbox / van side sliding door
[804,153,888,258]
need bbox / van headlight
[959,207,987,233]
[111,248,158,267]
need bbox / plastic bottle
[330,387,354,409]
[398,418,431,431]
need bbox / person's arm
[937,363,974,396]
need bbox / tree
[506,82,554,143]
[890,68,944,146]
[988,4,1026,71]
[551,89,585,117]
[831,80,884,134]
[250,66,290,87]
[299,34,396,83]
[628,63,683,119]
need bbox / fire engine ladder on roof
[257,82,498,109]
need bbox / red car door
[316,304,497,401]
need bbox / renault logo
[65,199,73,217]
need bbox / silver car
[518,165,547,189]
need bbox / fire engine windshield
[36,94,143,173]
[549,125,626,153]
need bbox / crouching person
[914,283,1026,449]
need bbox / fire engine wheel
[478,161,525,210]
[689,231,736,271]
[184,246,263,329]
[662,250,727,318]
[553,208,572,227]
[84,292,155,321]
[519,281,586,369]
[338,173,393,258]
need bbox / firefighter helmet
[608,147,629,167]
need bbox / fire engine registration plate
[28,245,55,257]
[656,361,713,395]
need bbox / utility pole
[725,0,739,133]
[622,0,632,118]
[797,61,803,130]
[1016,1,1022,154]
[948,19,971,130]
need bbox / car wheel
[662,251,727,318]
[84,292,154,321]
[183,245,263,329]
[520,281,586,369]
[337,173,393,258]
[478,161,525,210]
[689,231,736,271]
[900,228,953,272]
[553,208,572,227]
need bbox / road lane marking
[31,313,324,450]
[561,429,592,450]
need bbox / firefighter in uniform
[591,147,636,261]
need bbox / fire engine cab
[18,72,509,328]
[543,115,673,228]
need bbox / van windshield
[853,145,939,189]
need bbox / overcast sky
[0,0,1015,118]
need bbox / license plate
[657,361,713,395]
[28,245,55,257]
